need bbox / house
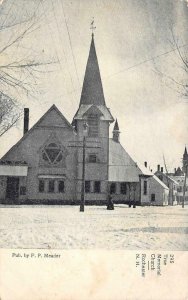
[149,175,169,206]
[0,32,169,206]
[155,165,178,205]
[170,175,188,204]
[166,147,188,205]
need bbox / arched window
[110,183,116,194]
[42,143,63,165]
[87,114,99,137]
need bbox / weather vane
[90,17,96,36]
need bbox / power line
[60,1,81,88]
[106,43,188,79]
[33,40,188,101]
[50,0,77,107]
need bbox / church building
[0,33,168,206]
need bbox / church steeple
[113,119,120,143]
[73,29,114,126]
[79,33,106,106]
[183,146,188,158]
[183,146,188,174]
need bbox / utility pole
[182,163,187,208]
[68,122,100,212]
[163,154,171,205]
[80,136,86,212]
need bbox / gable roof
[169,175,188,185]
[108,139,153,182]
[155,171,179,185]
[166,175,179,185]
[152,175,169,190]
[79,34,106,106]
[73,104,114,122]
[0,105,76,161]
[37,105,75,130]
[83,105,103,117]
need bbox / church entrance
[6,177,20,203]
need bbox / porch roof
[0,165,28,176]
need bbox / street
[0,205,188,250]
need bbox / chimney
[23,108,29,135]
[157,164,160,172]
[144,161,147,168]
[161,167,163,173]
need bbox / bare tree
[154,28,188,99]
[0,92,22,137]
[170,31,188,99]
[0,1,56,137]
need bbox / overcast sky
[0,0,188,172]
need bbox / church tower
[113,119,120,143]
[183,146,188,174]
[73,32,114,203]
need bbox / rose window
[42,143,63,164]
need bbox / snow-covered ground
[0,205,188,250]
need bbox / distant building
[0,33,169,206]
[183,146,188,175]
[149,175,169,206]
[155,165,178,205]
[155,147,188,205]
[171,147,188,204]
[169,175,188,204]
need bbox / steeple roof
[79,34,106,106]
[113,119,119,131]
[183,146,188,157]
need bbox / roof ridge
[0,105,76,161]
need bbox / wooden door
[6,177,19,203]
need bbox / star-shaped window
[42,143,63,164]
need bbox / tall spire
[114,119,119,131]
[183,146,188,157]
[79,31,106,106]
[113,119,120,143]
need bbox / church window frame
[48,180,55,193]
[110,182,116,194]
[87,114,99,137]
[143,180,147,195]
[120,182,127,194]
[58,180,65,193]
[39,179,45,193]
[42,142,64,165]
[85,181,91,193]
[94,181,101,193]
[88,154,97,163]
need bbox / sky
[0,0,188,172]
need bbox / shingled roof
[73,104,114,122]
[79,34,106,106]
[113,119,119,131]
[108,139,153,182]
